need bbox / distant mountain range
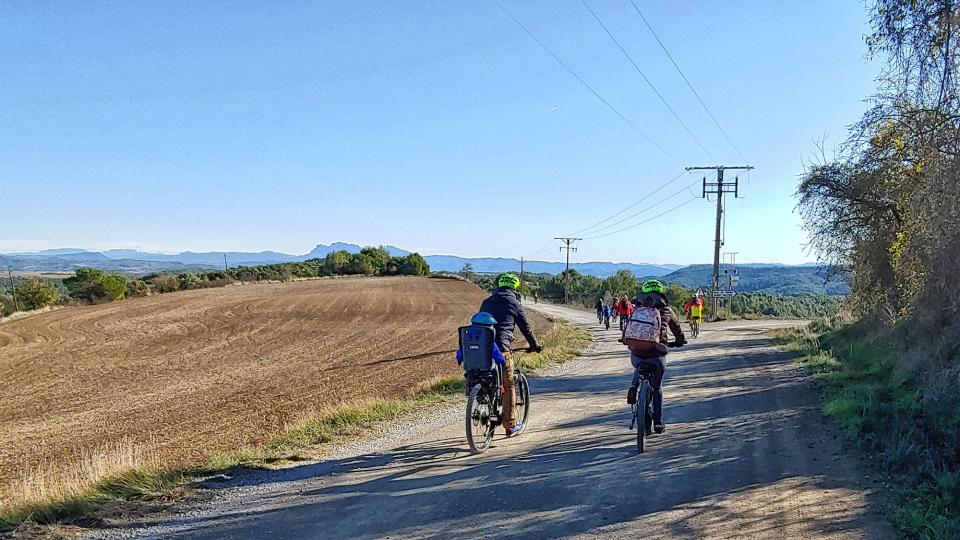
[0,244,846,295]
[0,244,673,278]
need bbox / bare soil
[0,277,544,501]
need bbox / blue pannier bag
[458,324,497,372]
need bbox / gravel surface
[86,305,896,540]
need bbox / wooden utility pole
[554,237,581,304]
[519,257,524,283]
[686,165,752,319]
[224,253,229,271]
[7,267,20,313]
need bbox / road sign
[711,290,737,298]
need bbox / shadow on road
[110,319,891,539]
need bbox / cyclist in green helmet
[627,279,686,434]
[478,272,542,437]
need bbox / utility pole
[7,267,20,313]
[519,257,524,283]
[554,237,581,305]
[224,253,229,271]
[686,165,753,319]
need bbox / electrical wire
[579,0,717,163]
[576,177,702,237]
[583,196,700,239]
[627,0,748,163]
[568,170,688,236]
[490,0,682,166]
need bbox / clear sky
[1,1,877,264]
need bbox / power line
[627,0,748,163]
[569,170,688,236]
[583,196,700,239]
[579,0,717,162]
[490,0,682,166]
[578,176,702,237]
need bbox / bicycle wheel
[514,371,531,429]
[466,384,494,453]
[636,380,651,453]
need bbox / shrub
[62,268,126,304]
[127,280,150,297]
[151,274,179,293]
[0,293,16,316]
[15,278,61,310]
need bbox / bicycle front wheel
[514,371,531,428]
[466,384,494,454]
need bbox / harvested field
[0,276,547,504]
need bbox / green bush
[15,278,61,310]
[0,293,16,316]
[63,268,127,304]
[150,274,180,293]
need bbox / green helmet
[498,273,521,290]
[641,279,665,294]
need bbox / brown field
[0,276,546,504]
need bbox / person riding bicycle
[602,302,612,328]
[617,295,633,330]
[478,273,543,437]
[628,279,685,434]
[612,297,621,322]
[595,298,604,321]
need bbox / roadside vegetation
[789,1,960,537]
[0,318,588,533]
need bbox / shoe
[506,423,525,438]
[626,386,637,405]
[654,422,665,434]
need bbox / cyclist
[688,296,704,335]
[595,298,604,323]
[629,279,685,434]
[617,295,634,331]
[601,302,612,329]
[478,273,543,437]
[611,297,621,323]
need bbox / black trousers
[630,354,666,423]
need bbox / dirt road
[94,304,895,539]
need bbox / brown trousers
[501,351,516,430]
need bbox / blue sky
[1,1,876,264]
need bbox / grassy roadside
[772,324,960,539]
[0,319,590,534]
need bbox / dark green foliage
[14,277,61,310]
[63,268,126,303]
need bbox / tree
[324,250,351,275]
[361,246,391,275]
[401,253,430,276]
[460,263,475,281]
[605,270,639,298]
[63,268,126,303]
[15,278,61,310]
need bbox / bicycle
[689,317,701,338]
[597,309,604,325]
[603,313,611,330]
[464,348,532,454]
[627,363,658,453]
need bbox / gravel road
[90,304,896,539]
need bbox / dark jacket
[630,292,685,358]
[479,288,540,352]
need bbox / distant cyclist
[611,297,621,323]
[629,280,685,433]
[478,273,543,437]
[601,302,612,329]
[617,295,634,331]
[595,298,604,323]
[685,295,705,335]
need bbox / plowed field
[0,276,544,502]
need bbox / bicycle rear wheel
[636,380,651,453]
[466,384,494,453]
[514,372,530,429]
